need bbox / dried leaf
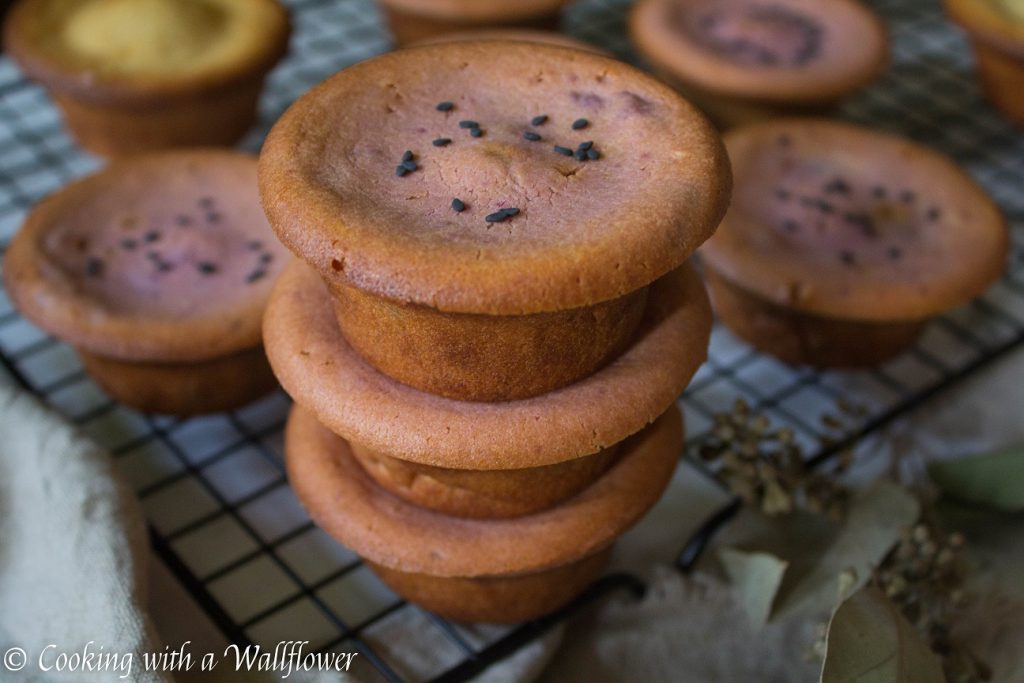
[821,585,946,683]
[928,447,1024,512]
[716,481,919,621]
[718,548,789,628]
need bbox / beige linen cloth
[2,346,1023,683]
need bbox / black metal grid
[0,0,1021,680]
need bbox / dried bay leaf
[929,447,1024,512]
[716,481,920,621]
[718,547,789,628]
[821,585,946,683]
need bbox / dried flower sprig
[874,519,991,683]
[697,399,850,518]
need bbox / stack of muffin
[259,42,730,623]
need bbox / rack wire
[0,0,1021,680]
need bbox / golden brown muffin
[630,0,888,128]
[4,0,290,156]
[700,119,1008,367]
[264,260,709,470]
[377,0,570,46]
[347,441,620,519]
[3,150,289,414]
[947,0,1024,125]
[259,41,730,401]
[285,402,683,623]
[264,259,709,515]
[410,29,610,55]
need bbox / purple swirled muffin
[631,0,888,127]
[4,150,289,414]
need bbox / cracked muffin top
[259,41,730,315]
[4,0,290,100]
[3,150,289,362]
[631,0,887,103]
[700,120,1009,322]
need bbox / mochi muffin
[285,402,683,623]
[700,119,1008,367]
[259,41,730,402]
[3,150,289,414]
[4,0,290,155]
[630,0,887,127]
[947,0,1024,125]
[376,0,572,46]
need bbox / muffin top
[286,403,681,577]
[947,0,1024,55]
[631,0,887,103]
[3,150,289,362]
[260,41,730,315]
[700,120,1008,322]
[379,0,568,22]
[4,0,290,100]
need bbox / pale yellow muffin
[947,0,1024,124]
[5,0,291,155]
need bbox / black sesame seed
[120,238,138,251]
[485,211,508,223]
[451,198,466,212]
[587,149,601,161]
[872,186,887,199]
[197,262,219,275]
[782,219,800,233]
[396,165,409,177]
[778,135,792,147]
[574,148,587,161]
[247,240,263,251]
[433,138,452,147]
[246,269,267,284]
[260,253,274,264]
[578,140,594,151]
[531,115,548,126]
[156,262,173,273]
[459,120,479,129]
[775,189,791,201]
[401,150,414,162]
[900,190,916,203]
[824,178,851,195]
[523,131,542,142]
[206,212,222,223]
[927,207,942,221]
[85,257,105,277]
[198,197,215,209]
[175,215,192,227]
[503,207,521,216]
[144,230,161,243]
[839,251,856,266]
[572,118,589,130]
[888,247,903,260]
[470,128,484,138]
[553,145,574,157]
[401,159,418,171]
[436,101,454,111]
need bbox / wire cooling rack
[0,0,1022,680]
